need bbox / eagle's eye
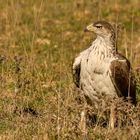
[96,25,102,29]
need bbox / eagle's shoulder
[72,47,93,87]
[72,51,85,88]
[109,53,136,104]
[110,53,130,76]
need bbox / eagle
[73,21,136,107]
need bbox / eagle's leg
[109,103,116,129]
[79,110,88,138]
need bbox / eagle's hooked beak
[84,24,95,32]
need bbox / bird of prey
[73,21,136,107]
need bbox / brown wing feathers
[110,58,136,104]
[73,63,81,88]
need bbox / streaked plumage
[73,21,136,107]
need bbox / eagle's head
[85,21,115,40]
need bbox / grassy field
[0,0,140,139]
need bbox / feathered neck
[92,35,117,58]
[94,33,117,49]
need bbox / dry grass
[0,0,140,139]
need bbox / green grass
[0,0,140,139]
